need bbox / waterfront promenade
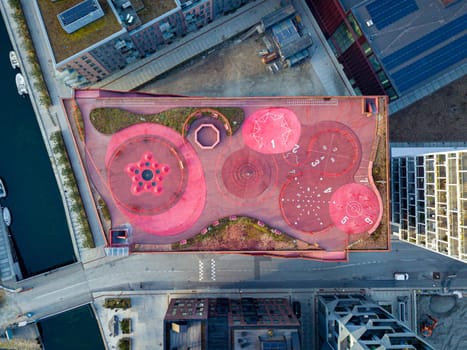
[0,0,107,265]
[0,215,15,282]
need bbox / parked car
[292,301,301,319]
[394,272,409,280]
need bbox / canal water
[0,15,75,276]
[1,14,105,350]
[38,304,106,350]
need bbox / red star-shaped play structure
[125,152,170,195]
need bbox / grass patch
[98,197,111,221]
[71,100,85,141]
[9,0,51,108]
[89,106,244,135]
[36,0,121,63]
[171,216,312,251]
[136,0,177,24]
[118,337,131,350]
[50,131,95,248]
[350,98,389,250]
[120,318,131,334]
[103,298,131,310]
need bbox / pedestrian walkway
[95,0,282,91]
[0,214,16,281]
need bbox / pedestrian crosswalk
[199,258,216,281]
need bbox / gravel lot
[417,293,467,349]
[141,35,331,97]
[390,75,467,142]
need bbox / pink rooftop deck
[68,90,388,261]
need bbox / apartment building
[391,149,467,262]
[164,297,301,349]
[317,294,435,349]
[34,0,253,85]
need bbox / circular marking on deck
[108,135,187,215]
[242,108,301,154]
[307,122,361,177]
[221,148,273,199]
[279,172,335,232]
[329,183,381,234]
[105,123,207,237]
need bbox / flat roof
[350,0,467,94]
[261,4,296,30]
[272,18,300,47]
[65,90,390,261]
[134,0,177,25]
[279,34,313,59]
[38,0,122,63]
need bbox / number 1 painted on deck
[271,139,275,149]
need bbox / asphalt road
[9,239,466,323]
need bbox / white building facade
[391,149,467,262]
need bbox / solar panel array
[366,0,419,30]
[382,14,467,71]
[391,34,467,93]
[261,341,287,350]
[60,0,99,26]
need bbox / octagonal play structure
[67,90,388,260]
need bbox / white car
[394,273,409,280]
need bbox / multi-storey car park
[63,90,389,261]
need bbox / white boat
[16,73,27,95]
[3,207,11,226]
[0,178,6,198]
[9,51,19,69]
